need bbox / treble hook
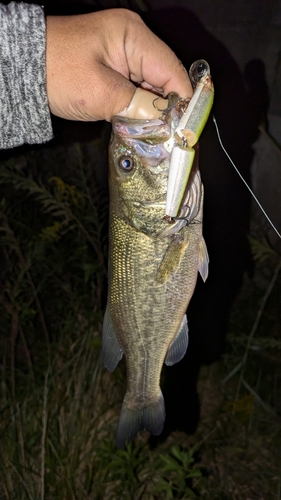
[152,96,189,116]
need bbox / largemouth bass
[103,81,211,448]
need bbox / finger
[84,64,168,121]
[124,15,193,99]
[84,63,136,121]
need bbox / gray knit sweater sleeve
[0,2,53,149]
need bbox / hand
[46,9,193,122]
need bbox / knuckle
[120,8,143,27]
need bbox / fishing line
[212,115,281,240]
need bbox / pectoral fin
[165,314,189,366]
[157,239,189,284]
[102,305,123,372]
[198,237,209,282]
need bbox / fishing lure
[163,58,280,240]
[165,60,214,218]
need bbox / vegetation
[0,137,280,499]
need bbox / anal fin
[102,305,123,372]
[198,237,209,282]
[165,314,189,366]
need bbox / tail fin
[116,393,165,448]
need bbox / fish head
[109,117,172,236]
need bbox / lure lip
[189,59,211,87]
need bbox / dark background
[2,0,280,438]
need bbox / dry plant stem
[242,379,274,414]
[18,323,34,380]
[3,294,34,383]
[233,258,281,413]
[16,402,26,467]
[3,483,9,500]
[9,308,18,401]
[76,145,108,267]
[1,213,51,362]
[41,370,49,500]
[1,447,14,497]
[193,425,219,453]
[68,208,106,274]
[2,299,19,401]
[248,368,262,430]
[8,460,32,500]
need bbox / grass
[0,136,280,499]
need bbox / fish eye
[118,155,134,173]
